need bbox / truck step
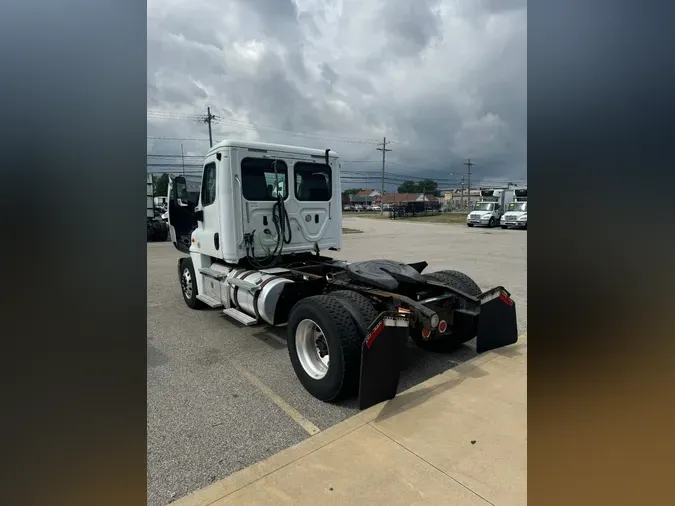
[227,276,260,293]
[196,293,223,308]
[199,267,228,280]
[222,307,258,326]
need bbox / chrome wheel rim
[295,319,330,379]
[181,268,193,299]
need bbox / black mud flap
[358,311,411,410]
[476,288,518,354]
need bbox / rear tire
[501,225,507,229]
[180,258,205,309]
[434,270,482,296]
[328,290,380,329]
[411,270,481,352]
[467,223,474,227]
[287,295,364,401]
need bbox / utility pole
[464,158,474,209]
[459,176,465,209]
[202,106,218,147]
[181,144,185,175]
[376,137,392,215]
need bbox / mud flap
[358,311,410,410]
[476,288,518,354]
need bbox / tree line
[342,179,441,197]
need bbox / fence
[388,201,441,219]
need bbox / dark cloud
[320,63,339,85]
[147,0,527,183]
[382,0,443,57]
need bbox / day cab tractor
[501,187,528,229]
[168,140,519,409]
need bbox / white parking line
[230,361,321,436]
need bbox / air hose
[246,160,291,269]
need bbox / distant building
[440,189,481,209]
[349,189,381,205]
[381,193,440,205]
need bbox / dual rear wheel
[287,292,378,401]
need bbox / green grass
[350,212,467,224]
[342,227,364,234]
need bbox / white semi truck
[501,187,527,229]
[167,140,518,409]
[147,173,169,241]
[466,188,515,228]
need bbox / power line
[213,117,382,145]
[148,108,387,145]
[147,136,211,142]
[146,110,203,121]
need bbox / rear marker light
[365,321,386,349]
[438,320,447,333]
[499,292,513,306]
[421,329,431,339]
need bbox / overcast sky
[147,0,526,189]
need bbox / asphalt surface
[147,217,527,505]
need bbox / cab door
[192,159,223,259]
[168,175,200,253]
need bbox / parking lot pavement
[147,218,527,506]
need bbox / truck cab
[500,188,527,229]
[167,140,342,293]
[466,189,513,228]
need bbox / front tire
[467,223,474,227]
[488,217,496,228]
[287,295,364,401]
[180,258,205,309]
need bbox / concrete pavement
[149,217,527,504]
[172,334,527,506]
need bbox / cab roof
[207,139,339,159]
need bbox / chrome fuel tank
[227,269,294,325]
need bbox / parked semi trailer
[168,140,518,409]
[147,173,169,241]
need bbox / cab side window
[201,163,216,207]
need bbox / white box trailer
[501,187,527,229]
[466,189,514,228]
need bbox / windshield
[473,202,494,211]
[507,202,527,212]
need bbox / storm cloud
[147,0,526,185]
